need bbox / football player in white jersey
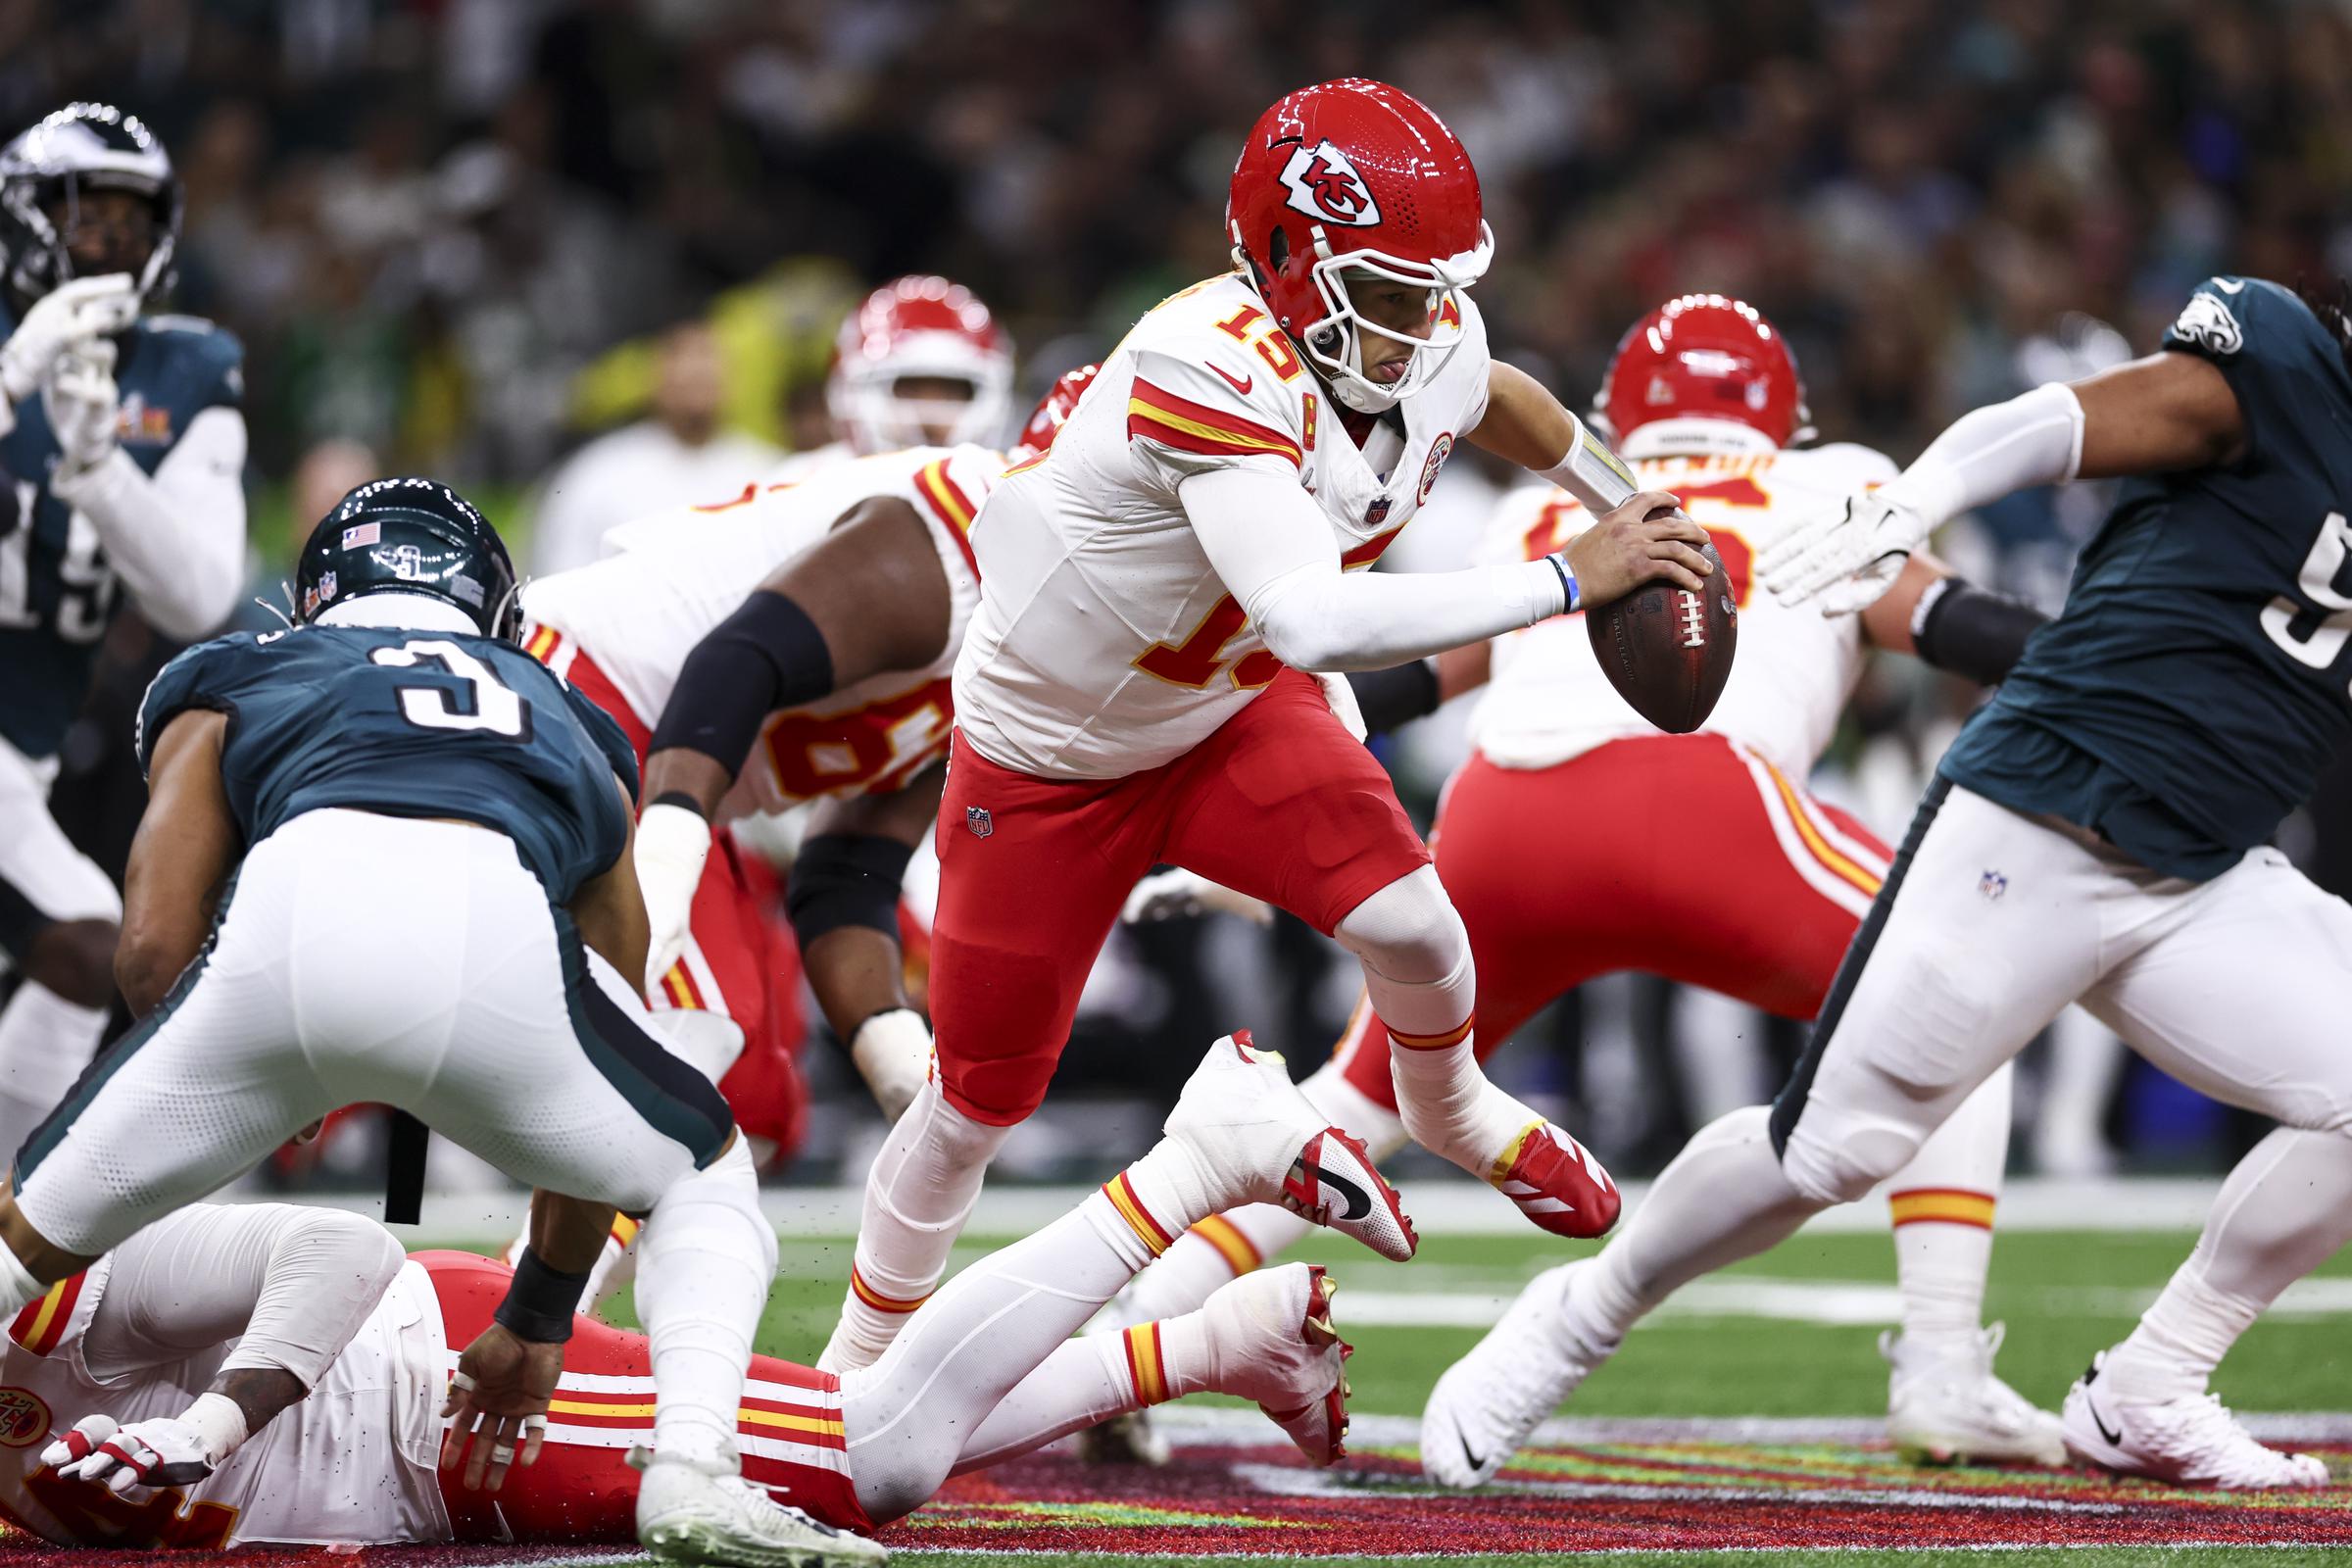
[0,1035,1403,1552]
[1106,297,2065,1470]
[819,77,1717,1373]
[515,370,1099,1312]
[767,275,1016,485]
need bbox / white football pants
[1776,779,2352,1201]
[13,808,735,1257]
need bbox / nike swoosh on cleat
[1453,1415,1486,1474]
[2086,1393,2124,1448]
[1206,362,1253,396]
[1297,1156,1372,1221]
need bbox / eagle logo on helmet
[1278,140,1382,227]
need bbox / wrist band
[650,790,709,819]
[1545,553,1580,613]
[494,1247,592,1344]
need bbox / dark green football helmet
[294,477,523,641]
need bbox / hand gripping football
[1586,540,1739,734]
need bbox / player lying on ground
[0,1035,1400,1551]
[0,102,247,1163]
[0,479,842,1563]
[824,76,1716,1374]
[1104,294,2065,1468]
[1423,275,2352,1492]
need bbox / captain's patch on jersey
[2172,291,2244,357]
[1279,139,1381,227]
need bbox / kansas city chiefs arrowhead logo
[1279,140,1382,227]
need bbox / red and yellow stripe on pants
[1887,1187,1997,1230]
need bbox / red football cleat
[1490,1119,1620,1239]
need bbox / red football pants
[932,670,1431,1125]
[1335,734,1891,1109]
[424,1250,872,1541]
[522,625,807,1152]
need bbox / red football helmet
[1227,79,1492,414]
[1006,363,1100,465]
[828,275,1014,454]
[1594,295,1812,455]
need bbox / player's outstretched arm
[118,710,240,1017]
[634,497,956,988]
[1183,463,1700,672]
[1857,554,2052,686]
[792,762,944,1122]
[45,1202,406,1494]
[1766,352,2247,610]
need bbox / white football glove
[1758,491,1931,615]
[1313,669,1368,742]
[1121,867,1273,927]
[41,1401,237,1494]
[0,273,137,406]
[634,802,714,994]
[45,337,121,486]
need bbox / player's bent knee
[30,919,121,1010]
[1779,1113,1921,1205]
[1333,866,1467,983]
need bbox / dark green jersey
[1942,276,2352,881]
[137,624,640,902]
[0,311,244,758]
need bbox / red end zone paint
[888,1433,2352,1556]
[8,1428,2348,1559]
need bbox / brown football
[1586,540,1739,734]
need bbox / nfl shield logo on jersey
[1364,496,1393,528]
[967,806,994,838]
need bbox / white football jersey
[0,1261,444,1547]
[1469,442,1897,779]
[520,445,998,814]
[954,271,1492,779]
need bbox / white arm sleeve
[1880,382,2085,528]
[50,405,248,640]
[80,1202,406,1389]
[1179,462,1567,673]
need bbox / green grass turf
[419,1223,2352,1568]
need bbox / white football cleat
[2061,1350,2330,1490]
[1420,1259,1606,1488]
[1883,1323,2067,1466]
[1164,1032,1416,1262]
[1199,1262,1351,1465]
[635,1447,890,1567]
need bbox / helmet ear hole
[1267,224,1290,271]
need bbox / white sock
[1564,1106,1823,1356]
[823,1077,1010,1371]
[634,1137,776,1468]
[2104,1126,2352,1403]
[1335,868,1533,1177]
[0,1234,41,1320]
[1886,1062,2011,1350]
[844,1182,1147,1523]
[0,982,108,1164]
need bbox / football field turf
[14,1214,2351,1566]
[659,1220,2352,1565]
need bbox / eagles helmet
[295,477,524,641]
[0,102,183,316]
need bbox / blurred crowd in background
[21,0,2352,1191]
